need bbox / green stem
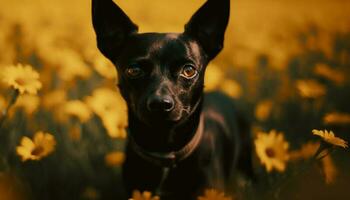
[313,141,334,161]
[0,89,20,129]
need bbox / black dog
[92,0,253,199]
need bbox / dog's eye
[180,64,197,79]
[125,67,144,79]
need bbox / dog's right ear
[92,0,138,60]
[184,0,230,61]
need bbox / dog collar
[128,114,204,167]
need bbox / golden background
[0,0,350,199]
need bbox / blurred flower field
[0,0,350,199]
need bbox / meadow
[0,0,350,199]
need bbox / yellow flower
[314,63,345,85]
[42,90,67,110]
[254,130,289,172]
[296,79,326,99]
[92,55,117,79]
[16,131,56,161]
[219,79,242,99]
[321,155,337,184]
[1,64,42,95]
[312,129,348,148]
[101,113,127,138]
[85,88,127,117]
[37,45,91,81]
[58,100,92,123]
[204,64,224,91]
[56,48,92,81]
[198,189,233,200]
[129,190,160,200]
[289,142,320,161]
[255,100,273,121]
[13,94,40,115]
[105,151,125,167]
[323,112,350,125]
[86,88,128,138]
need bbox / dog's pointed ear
[92,0,138,59]
[184,0,230,60]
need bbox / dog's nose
[147,95,174,112]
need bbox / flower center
[265,147,276,158]
[15,78,27,86]
[104,105,112,111]
[31,146,44,156]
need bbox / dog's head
[92,0,229,127]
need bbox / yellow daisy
[296,79,326,99]
[1,64,42,95]
[85,88,127,117]
[314,63,345,85]
[105,151,125,167]
[129,190,160,200]
[255,100,273,121]
[254,130,289,172]
[198,189,233,200]
[13,94,40,115]
[16,131,56,161]
[42,90,67,110]
[86,88,128,138]
[323,112,350,125]
[312,129,348,148]
[101,113,127,138]
[289,142,320,161]
[219,79,242,99]
[204,64,224,92]
[58,100,92,123]
[56,48,92,81]
[92,55,117,79]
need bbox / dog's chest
[123,122,230,198]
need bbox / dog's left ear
[92,0,138,60]
[184,0,230,61]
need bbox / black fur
[92,0,253,199]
